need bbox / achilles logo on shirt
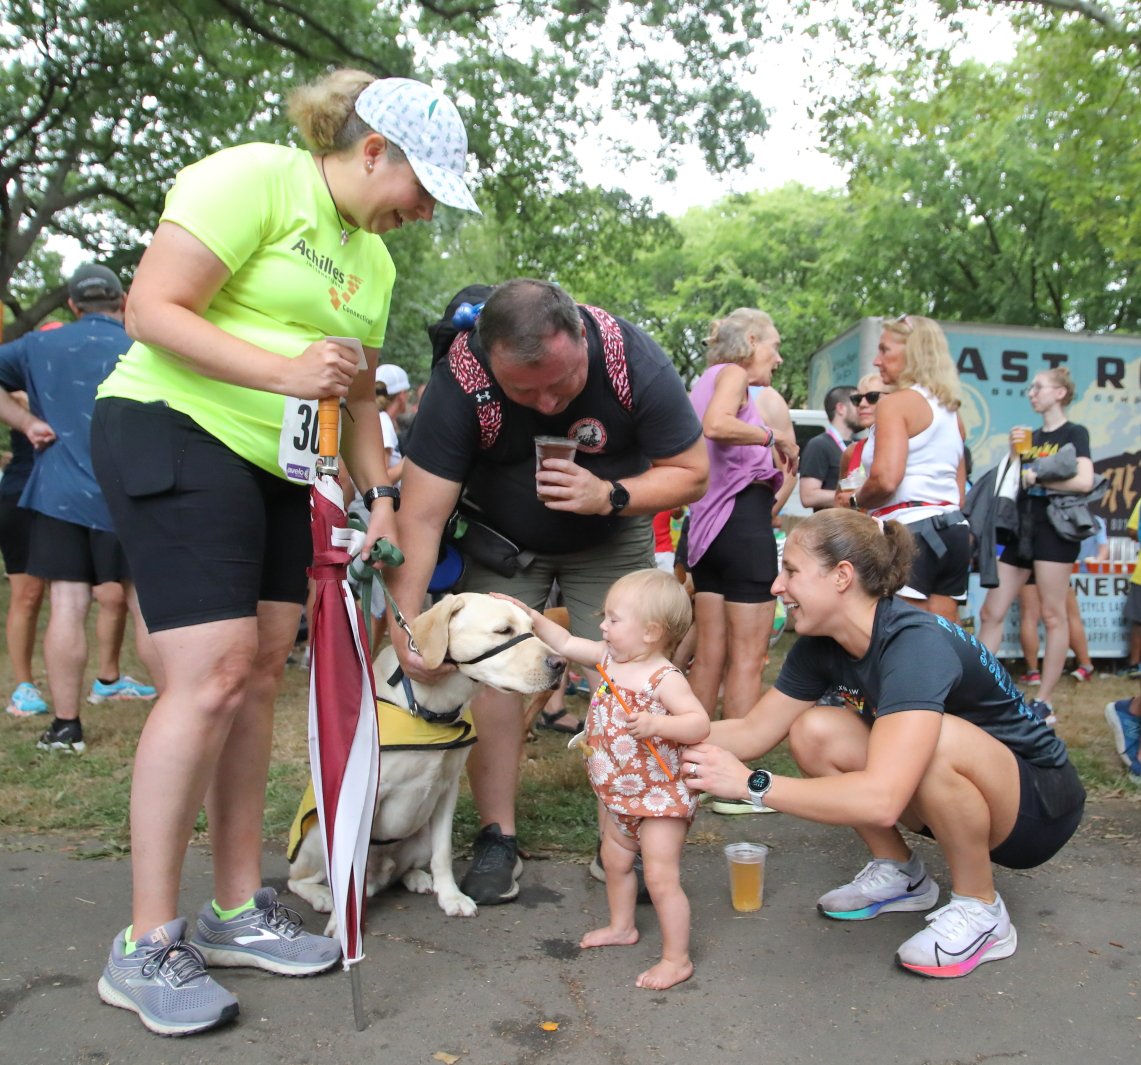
[291,238,346,286]
[569,418,606,453]
[329,274,363,312]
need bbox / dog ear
[410,594,463,669]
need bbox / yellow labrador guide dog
[288,593,565,928]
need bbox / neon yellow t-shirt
[99,143,395,476]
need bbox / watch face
[610,482,630,509]
[747,769,772,796]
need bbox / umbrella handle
[317,397,340,475]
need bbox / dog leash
[346,519,420,657]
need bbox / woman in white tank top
[836,315,967,623]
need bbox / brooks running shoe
[190,887,340,975]
[98,918,239,1036]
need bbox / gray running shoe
[817,858,940,921]
[191,887,341,975]
[97,918,239,1036]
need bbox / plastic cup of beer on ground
[724,842,768,913]
[534,436,579,500]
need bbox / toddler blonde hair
[607,568,693,654]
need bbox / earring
[366,160,374,172]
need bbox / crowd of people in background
[0,64,1137,1039]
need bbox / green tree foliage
[819,12,1139,331]
[1,0,765,337]
[619,185,863,402]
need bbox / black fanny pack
[446,507,535,579]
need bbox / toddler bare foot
[580,925,639,949]
[636,957,693,990]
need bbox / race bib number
[276,337,366,482]
[278,398,323,483]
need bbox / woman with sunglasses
[837,372,887,486]
[978,368,1094,723]
[837,316,968,624]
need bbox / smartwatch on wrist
[362,485,400,511]
[746,768,774,809]
[608,481,630,516]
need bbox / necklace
[318,156,360,246]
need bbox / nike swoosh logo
[906,877,927,892]
[234,928,280,945]
[933,926,998,965]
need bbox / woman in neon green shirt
[91,70,480,1036]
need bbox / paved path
[2,800,1138,1065]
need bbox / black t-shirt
[799,431,844,506]
[776,597,1070,768]
[1026,421,1091,497]
[407,308,702,554]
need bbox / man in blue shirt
[0,265,158,752]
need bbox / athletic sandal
[536,709,583,734]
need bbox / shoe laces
[852,859,907,890]
[923,897,986,936]
[141,940,208,986]
[471,833,515,873]
[259,897,305,938]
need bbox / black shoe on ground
[588,840,651,903]
[460,823,522,905]
[36,718,86,754]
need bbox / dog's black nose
[547,655,567,674]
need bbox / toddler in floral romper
[513,568,710,990]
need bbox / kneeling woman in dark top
[684,509,1084,979]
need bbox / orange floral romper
[583,659,698,840]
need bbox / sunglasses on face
[850,391,882,405]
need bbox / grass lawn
[0,577,1137,859]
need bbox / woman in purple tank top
[686,311,798,726]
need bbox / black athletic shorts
[691,482,777,604]
[896,514,971,601]
[26,513,130,584]
[0,496,34,574]
[91,398,311,633]
[920,755,1085,870]
[1001,496,1082,568]
[989,756,1085,869]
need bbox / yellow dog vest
[287,697,476,862]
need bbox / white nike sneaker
[817,858,940,920]
[895,892,1018,978]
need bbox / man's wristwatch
[363,485,400,511]
[608,481,630,516]
[746,768,774,810]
